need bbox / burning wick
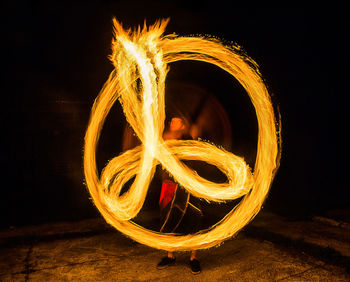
[84,19,281,251]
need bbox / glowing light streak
[84,19,281,251]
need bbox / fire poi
[84,18,281,251]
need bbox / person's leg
[190,250,196,261]
[189,250,201,274]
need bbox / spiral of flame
[84,19,280,251]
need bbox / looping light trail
[84,19,281,251]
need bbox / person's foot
[157,256,176,269]
[189,258,201,274]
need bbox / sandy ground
[1,210,349,281]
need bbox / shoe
[157,256,176,269]
[189,259,201,274]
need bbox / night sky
[2,2,347,228]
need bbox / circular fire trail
[84,19,281,251]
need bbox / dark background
[2,2,346,228]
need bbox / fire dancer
[157,116,203,274]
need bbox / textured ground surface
[1,210,350,281]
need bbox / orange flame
[84,19,281,251]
